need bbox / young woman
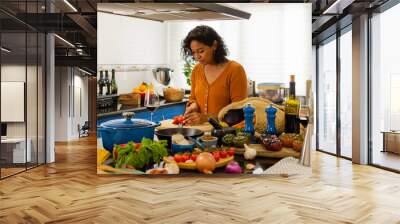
[182,25,248,125]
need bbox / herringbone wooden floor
[1,136,400,224]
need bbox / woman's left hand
[184,112,208,125]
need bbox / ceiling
[97,3,251,21]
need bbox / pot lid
[101,112,156,129]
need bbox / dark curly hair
[182,25,228,64]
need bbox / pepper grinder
[265,105,277,135]
[243,103,255,136]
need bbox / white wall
[97,4,312,96]
[97,12,167,65]
[1,64,46,163]
[1,65,27,139]
[166,3,312,95]
[55,67,89,141]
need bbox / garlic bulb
[244,144,257,160]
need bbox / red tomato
[220,150,228,158]
[173,115,185,125]
[119,144,126,148]
[212,151,220,162]
[191,153,197,161]
[174,154,183,163]
[182,153,190,162]
[228,147,235,157]
[135,143,141,149]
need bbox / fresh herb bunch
[183,58,195,86]
[114,138,168,169]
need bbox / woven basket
[163,87,184,102]
[118,93,141,106]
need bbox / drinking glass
[144,90,160,122]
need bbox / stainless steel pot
[152,68,173,85]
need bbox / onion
[225,161,242,174]
[244,144,257,160]
[196,152,216,174]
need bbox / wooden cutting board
[157,119,213,133]
[234,144,300,159]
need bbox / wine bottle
[104,70,111,95]
[111,69,118,95]
[284,75,300,133]
[98,71,104,96]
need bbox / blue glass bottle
[243,103,255,136]
[265,105,277,135]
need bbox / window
[370,2,400,171]
[340,28,352,158]
[317,36,337,154]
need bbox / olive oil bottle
[284,75,300,133]
[111,69,118,94]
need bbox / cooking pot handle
[122,112,135,120]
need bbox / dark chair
[78,121,90,138]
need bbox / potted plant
[183,58,195,86]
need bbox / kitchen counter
[97,98,188,118]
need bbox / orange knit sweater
[189,60,248,117]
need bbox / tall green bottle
[111,69,118,95]
[284,75,300,133]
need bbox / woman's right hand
[184,101,199,116]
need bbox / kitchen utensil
[98,112,160,151]
[171,141,195,154]
[198,135,218,148]
[152,68,173,86]
[155,128,204,148]
[188,136,205,150]
[208,117,223,130]
[208,117,237,146]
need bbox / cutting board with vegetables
[234,144,300,158]
[163,156,234,170]
[157,119,213,132]
[97,165,145,174]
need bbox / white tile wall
[98,4,312,95]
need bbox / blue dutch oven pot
[98,112,160,151]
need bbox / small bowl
[199,135,218,148]
[171,142,195,154]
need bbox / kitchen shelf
[97,64,169,73]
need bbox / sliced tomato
[174,154,183,163]
[212,151,220,162]
[228,147,235,157]
[182,153,190,162]
[190,153,197,161]
[173,115,185,125]
[220,150,228,158]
